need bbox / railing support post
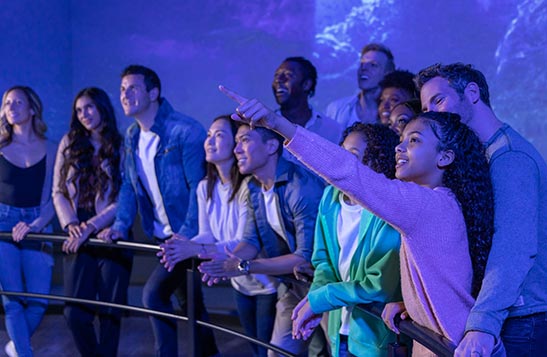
[187,259,201,357]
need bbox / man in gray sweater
[416,63,547,356]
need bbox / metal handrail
[0,232,161,252]
[263,276,457,356]
[0,290,293,356]
[355,302,456,356]
[0,232,295,357]
[1,232,456,356]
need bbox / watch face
[238,260,249,274]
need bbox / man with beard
[417,63,547,357]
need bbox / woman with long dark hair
[53,87,132,357]
[0,86,56,357]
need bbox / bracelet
[200,243,207,255]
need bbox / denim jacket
[242,157,323,262]
[112,98,206,240]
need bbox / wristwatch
[237,260,251,275]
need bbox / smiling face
[378,87,413,125]
[204,118,235,166]
[233,125,273,176]
[2,89,34,127]
[420,77,473,124]
[75,95,102,133]
[357,50,390,91]
[395,118,445,188]
[272,60,309,108]
[120,74,155,117]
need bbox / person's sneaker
[4,340,18,357]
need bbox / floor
[0,313,254,356]
[0,283,256,357]
[0,244,263,356]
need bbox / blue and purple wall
[2,0,545,158]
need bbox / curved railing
[355,302,455,356]
[0,232,295,356]
[0,232,455,356]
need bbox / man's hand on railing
[454,330,495,357]
[97,227,124,242]
[96,228,113,244]
[293,262,314,283]
[291,295,321,341]
[381,301,408,335]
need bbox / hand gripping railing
[0,232,297,357]
[0,232,457,356]
[355,302,456,356]
[268,276,457,356]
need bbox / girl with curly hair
[53,87,132,356]
[0,86,56,357]
[292,123,403,356]
[219,86,495,355]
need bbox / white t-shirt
[336,194,364,335]
[194,178,278,296]
[262,185,288,242]
[135,130,173,238]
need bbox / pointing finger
[218,85,248,105]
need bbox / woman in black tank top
[0,86,56,357]
[52,87,132,357]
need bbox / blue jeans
[142,257,218,357]
[0,203,53,357]
[501,311,547,356]
[234,289,277,357]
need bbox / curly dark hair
[379,70,419,99]
[414,63,491,107]
[205,115,248,202]
[340,122,399,179]
[411,111,494,297]
[59,87,122,208]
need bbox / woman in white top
[159,115,278,356]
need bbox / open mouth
[395,157,408,168]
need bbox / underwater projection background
[1,0,545,158]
